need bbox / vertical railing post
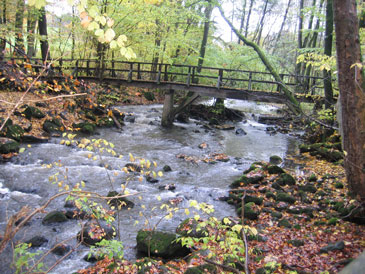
[187,66,191,87]
[86,60,90,76]
[128,63,133,82]
[192,67,196,84]
[156,64,162,84]
[137,63,141,79]
[164,64,168,81]
[248,72,252,90]
[59,58,63,74]
[217,69,223,89]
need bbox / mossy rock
[85,111,97,121]
[287,239,304,247]
[265,191,276,200]
[237,202,260,220]
[267,165,285,174]
[43,120,60,133]
[327,217,339,225]
[73,122,96,134]
[230,174,264,187]
[278,218,292,228]
[0,117,12,128]
[276,173,296,186]
[0,137,19,153]
[308,173,317,182]
[107,191,134,209]
[269,155,282,165]
[136,230,190,259]
[6,125,24,141]
[42,211,68,225]
[176,218,208,238]
[184,264,217,274]
[299,184,317,193]
[270,211,283,219]
[22,106,46,119]
[276,192,296,204]
[97,117,114,127]
[334,182,344,189]
[245,195,263,205]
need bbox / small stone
[278,218,292,228]
[276,192,296,204]
[308,173,317,182]
[288,239,304,247]
[235,128,247,136]
[158,184,176,191]
[52,244,71,256]
[271,211,283,219]
[146,176,159,183]
[26,236,48,247]
[0,137,19,154]
[269,155,282,165]
[320,241,345,253]
[299,184,317,193]
[162,165,172,172]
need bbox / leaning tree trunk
[333,0,365,202]
[272,0,292,54]
[218,4,301,114]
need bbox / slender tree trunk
[218,5,301,114]
[254,0,269,45]
[295,0,305,88]
[323,0,333,108]
[244,0,254,37]
[38,7,51,62]
[237,0,246,44]
[14,0,25,56]
[197,0,213,73]
[272,0,292,54]
[333,0,365,202]
[27,6,37,57]
[0,0,6,55]
[71,6,75,60]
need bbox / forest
[0,0,364,273]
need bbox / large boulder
[22,106,46,119]
[136,230,190,259]
[6,124,24,141]
[0,137,19,154]
[176,218,208,238]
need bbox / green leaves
[27,0,46,9]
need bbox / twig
[240,190,250,274]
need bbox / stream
[0,100,300,273]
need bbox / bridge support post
[161,89,175,128]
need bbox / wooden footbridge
[2,57,325,126]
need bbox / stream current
[0,100,299,273]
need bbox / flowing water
[0,100,300,273]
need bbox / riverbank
[0,86,364,274]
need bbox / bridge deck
[3,57,324,104]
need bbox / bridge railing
[1,57,324,95]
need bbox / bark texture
[333,0,365,202]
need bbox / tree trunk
[71,6,75,59]
[14,0,25,56]
[218,4,301,114]
[323,0,333,108]
[244,0,254,37]
[295,0,305,88]
[197,0,213,73]
[254,0,269,45]
[38,7,51,62]
[237,0,246,44]
[27,7,37,57]
[333,0,365,202]
[302,0,317,49]
[161,89,175,128]
[272,0,292,54]
[0,0,6,55]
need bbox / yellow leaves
[104,28,116,43]
[184,208,190,215]
[157,195,162,201]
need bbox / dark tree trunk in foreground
[197,0,213,73]
[323,0,334,108]
[38,7,51,62]
[333,0,365,202]
[0,0,6,55]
